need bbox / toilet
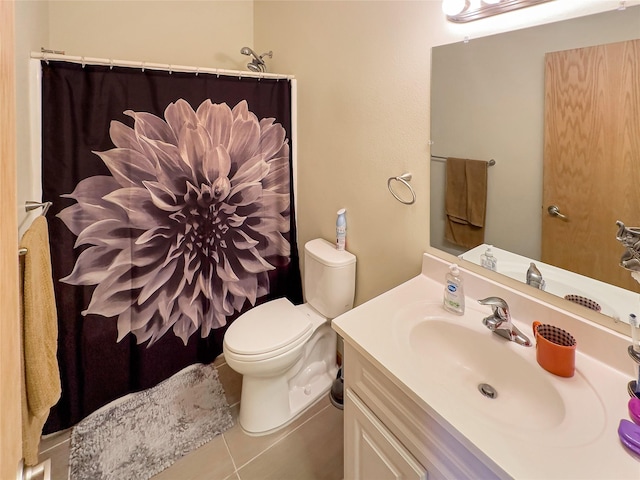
[223,238,356,435]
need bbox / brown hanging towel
[444,157,488,249]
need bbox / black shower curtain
[41,61,302,432]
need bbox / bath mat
[69,362,234,480]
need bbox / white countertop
[332,253,640,480]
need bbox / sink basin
[394,301,606,446]
[409,319,565,431]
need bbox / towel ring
[387,173,416,205]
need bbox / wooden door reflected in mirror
[543,39,640,293]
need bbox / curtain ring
[387,173,416,205]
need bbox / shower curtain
[40,61,302,432]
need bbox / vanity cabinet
[345,389,429,480]
[335,256,639,479]
[343,344,504,480]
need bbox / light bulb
[442,0,469,16]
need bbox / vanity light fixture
[442,0,554,23]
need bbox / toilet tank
[304,238,356,319]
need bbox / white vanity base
[344,343,504,479]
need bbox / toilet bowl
[223,238,356,435]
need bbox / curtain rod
[31,52,295,80]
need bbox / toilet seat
[224,298,313,361]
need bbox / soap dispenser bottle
[443,264,465,315]
[480,245,497,272]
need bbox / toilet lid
[224,298,313,355]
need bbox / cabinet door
[345,389,428,480]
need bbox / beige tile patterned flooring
[38,355,344,480]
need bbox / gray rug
[69,362,234,480]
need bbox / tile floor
[38,355,344,480]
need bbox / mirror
[430,6,640,325]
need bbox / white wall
[15,0,49,236]
[47,0,254,68]
[254,1,439,303]
[14,0,632,306]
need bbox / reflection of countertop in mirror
[333,253,638,479]
[461,244,638,324]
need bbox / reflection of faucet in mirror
[526,262,545,290]
[478,297,532,347]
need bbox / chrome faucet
[477,297,532,347]
[526,262,546,290]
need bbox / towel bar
[25,201,52,216]
[430,156,496,166]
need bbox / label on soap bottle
[336,208,346,251]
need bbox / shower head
[240,47,273,73]
[246,61,264,73]
[240,47,256,57]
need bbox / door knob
[547,205,568,221]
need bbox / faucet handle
[478,297,532,347]
[478,297,510,321]
[478,297,508,309]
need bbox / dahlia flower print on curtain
[58,99,291,346]
[41,61,301,432]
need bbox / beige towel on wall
[444,158,488,249]
[19,216,62,466]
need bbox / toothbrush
[631,314,640,353]
[631,314,640,395]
